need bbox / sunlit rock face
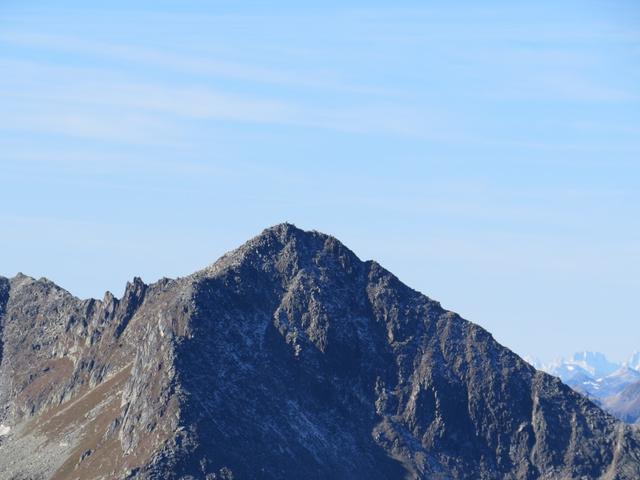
[1,224,639,479]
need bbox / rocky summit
[0,224,639,480]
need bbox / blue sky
[1,1,639,362]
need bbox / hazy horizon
[2,1,639,364]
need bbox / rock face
[0,223,639,479]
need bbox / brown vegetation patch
[16,357,74,414]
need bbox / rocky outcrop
[0,224,639,479]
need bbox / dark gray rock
[0,224,639,479]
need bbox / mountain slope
[1,224,639,479]
[603,381,640,425]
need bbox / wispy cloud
[1,57,457,143]
[0,32,396,96]
[1,107,184,146]
[7,61,635,149]
[2,8,638,146]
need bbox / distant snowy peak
[625,351,640,371]
[540,351,639,383]
[567,351,620,378]
[545,362,594,384]
[535,350,640,424]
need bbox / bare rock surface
[0,224,639,479]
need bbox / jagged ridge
[0,224,639,479]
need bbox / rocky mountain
[1,224,639,479]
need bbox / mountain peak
[260,221,303,239]
[626,351,640,371]
[252,222,340,251]
[550,350,620,378]
[198,224,361,282]
[1,226,639,479]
